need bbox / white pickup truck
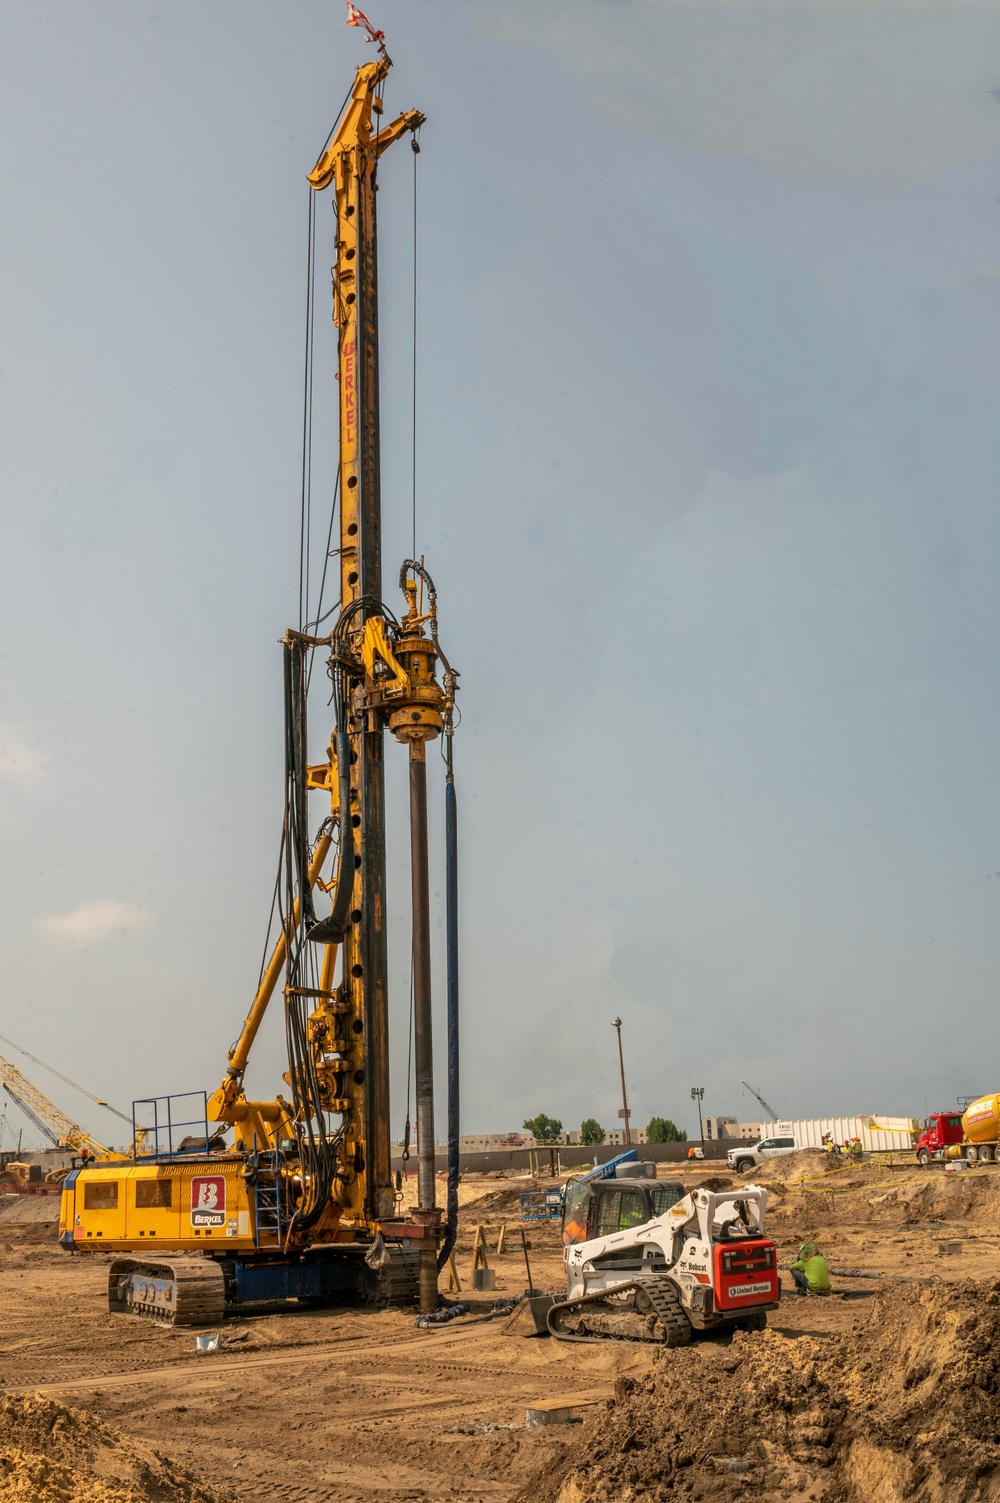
[726,1134,800,1175]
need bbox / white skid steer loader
[549,1180,780,1345]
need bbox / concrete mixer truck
[914,1097,1000,1165]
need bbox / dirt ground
[2,1157,1000,1502]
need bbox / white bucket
[195,1333,220,1354]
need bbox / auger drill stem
[409,740,438,1312]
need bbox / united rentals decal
[191,1175,226,1229]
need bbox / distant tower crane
[740,1078,780,1124]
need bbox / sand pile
[523,1280,1000,1502]
[0,1394,232,1503]
[757,1163,1000,1234]
[747,1148,836,1183]
[0,1195,60,1224]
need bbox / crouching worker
[789,1241,831,1296]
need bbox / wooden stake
[471,1224,490,1272]
[446,1252,462,1292]
[496,1224,507,1255]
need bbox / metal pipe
[437,773,459,1272]
[409,740,437,1311]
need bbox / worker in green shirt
[789,1241,831,1295]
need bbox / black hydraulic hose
[399,559,453,674]
[308,723,355,945]
[437,772,459,1272]
[284,640,316,931]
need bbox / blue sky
[1,0,999,1147]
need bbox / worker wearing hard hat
[789,1241,831,1296]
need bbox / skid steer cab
[550,1183,779,1346]
[561,1171,688,1247]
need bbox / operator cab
[561,1176,686,1247]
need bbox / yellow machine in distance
[0,1049,113,1164]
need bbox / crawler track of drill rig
[109,1256,226,1325]
[107,1243,420,1325]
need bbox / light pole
[611,1018,631,1146]
[691,1086,705,1148]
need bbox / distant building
[391,1132,535,1153]
[602,1127,647,1147]
[457,1132,532,1151]
[703,1115,738,1140]
[560,1127,648,1147]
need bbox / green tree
[523,1113,563,1144]
[646,1116,687,1144]
[579,1118,606,1145]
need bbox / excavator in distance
[59,37,460,1324]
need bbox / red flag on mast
[346,3,385,44]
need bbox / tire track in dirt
[18,1321,602,1397]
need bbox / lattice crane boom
[740,1077,780,1124]
[0,1051,111,1157]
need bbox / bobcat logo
[190,1175,226,1229]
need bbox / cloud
[484,1,1000,187]
[36,899,154,946]
[0,725,47,788]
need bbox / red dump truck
[914,1098,1000,1165]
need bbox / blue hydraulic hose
[437,773,459,1271]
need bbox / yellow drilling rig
[59,33,460,1324]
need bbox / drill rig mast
[60,44,457,1322]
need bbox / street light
[611,1018,631,1146]
[691,1086,705,1148]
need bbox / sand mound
[523,1280,1000,1502]
[747,1147,834,1183]
[756,1162,1000,1234]
[0,1195,60,1224]
[0,1394,231,1503]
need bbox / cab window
[596,1188,647,1237]
[949,1117,962,1128]
[619,1190,646,1229]
[758,1140,775,1151]
[84,1181,119,1210]
[595,1190,622,1238]
[650,1184,683,1216]
[135,1180,171,1209]
[562,1180,591,1244]
[776,1138,795,1149]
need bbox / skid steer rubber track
[109,1256,225,1326]
[637,1276,694,1346]
[547,1276,693,1346]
